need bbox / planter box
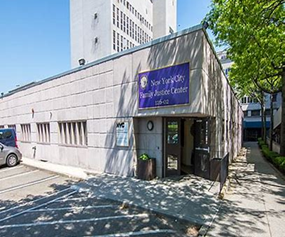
[136,158,156,180]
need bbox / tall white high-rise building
[70,0,177,68]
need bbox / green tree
[205,0,285,154]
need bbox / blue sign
[138,62,190,109]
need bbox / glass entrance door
[194,118,211,179]
[165,118,181,176]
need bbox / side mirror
[0,145,3,151]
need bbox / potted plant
[136,153,156,180]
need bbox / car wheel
[6,154,18,167]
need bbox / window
[8,124,16,131]
[244,111,249,117]
[113,30,116,50]
[123,14,126,32]
[113,4,116,25]
[135,24,138,41]
[58,121,87,146]
[126,16,129,35]
[0,125,4,129]
[121,35,123,51]
[120,11,123,30]
[21,124,31,142]
[0,130,13,140]
[225,68,231,76]
[251,110,260,117]
[116,8,119,27]
[241,97,247,104]
[37,123,50,143]
[265,109,271,116]
[167,121,179,144]
[248,97,253,103]
[116,34,119,51]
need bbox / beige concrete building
[0,25,243,179]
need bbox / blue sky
[0,0,212,93]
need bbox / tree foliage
[205,0,284,93]
[205,0,285,154]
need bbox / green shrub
[261,145,279,161]
[259,143,285,173]
[139,153,150,161]
[273,157,285,172]
[258,138,266,147]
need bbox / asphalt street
[0,164,195,237]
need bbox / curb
[22,157,88,180]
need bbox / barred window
[58,121,87,146]
[37,123,50,143]
[8,124,16,131]
[21,124,31,142]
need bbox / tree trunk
[260,96,265,141]
[280,66,285,155]
[270,94,274,151]
[261,93,267,142]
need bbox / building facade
[70,0,177,68]
[0,26,243,179]
[217,50,282,141]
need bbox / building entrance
[163,117,210,179]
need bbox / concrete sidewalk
[22,157,222,233]
[207,142,285,237]
[76,173,221,230]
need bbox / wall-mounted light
[94,37,98,44]
[94,13,98,19]
[78,58,86,66]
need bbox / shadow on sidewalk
[207,142,285,237]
